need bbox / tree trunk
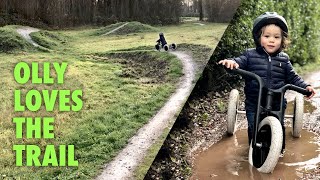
[199,0,203,21]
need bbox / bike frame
[231,68,311,148]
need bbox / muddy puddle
[190,71,320,179]
[286,99,317,114]
[191,129,320,180]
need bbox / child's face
[260,24,282,54]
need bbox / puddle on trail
[286,100,317,114]
[191,129,320,180]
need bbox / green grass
[177,43,213,76]
[0,51,179,179]
[30,30,69,49]
[0,25,35,52]
[93,22,127,36]
[0,20,228,179]
[62,21,227,54]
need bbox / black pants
[246,101,286,151]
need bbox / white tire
[292,94,304,138]
[249,116,283,173]
[227,89,239,135]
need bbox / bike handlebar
[283,84,312,96]
[231,68,312,97]
[232,68,261,81]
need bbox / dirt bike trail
[96,51,197,180]
[16,26,41,47]
[102,22,129,36]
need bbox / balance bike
[155,42,177,51]
[226,68,311,173]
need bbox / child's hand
[218,59,239,70]
[306,86,316,99]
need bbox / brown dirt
[109,52,170,83]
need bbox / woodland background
[0,0,240,27]
[1,0,319,88]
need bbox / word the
[13,117,54,139]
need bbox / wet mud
[191,129,320,180]
[286,100,317,114]
[191,70,320,179]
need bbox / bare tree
[199,0,203,21]
[205,0,240,22]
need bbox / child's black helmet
[252,12,288,46]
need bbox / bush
[210,0,320,65]
[200,0,320,92]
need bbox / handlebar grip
[306,91,313,97]
[288,85,312,96]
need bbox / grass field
[0,21,228,179]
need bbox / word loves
[12,62,83,167]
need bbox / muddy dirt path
[301,71,320,115]
[16,26,41,47]
[96,51,197,180]
[102,22,129,36]
[191,129,320,179]
[286,71,320,135]
[191,70,320,179]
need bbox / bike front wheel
[248,116,283,173]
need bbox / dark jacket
[233,47,309,110]
[156,34,167,47]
